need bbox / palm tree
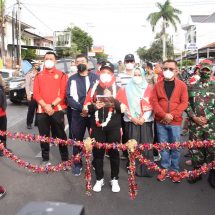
[147,0,181,61]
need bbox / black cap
[124,54,135,62]
[100,61,114,73]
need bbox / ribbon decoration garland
[0,143,81,173]
[0,129,215,199]
[0,130,214,151]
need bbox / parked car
[0,68,16,94]
[9,76,27,103]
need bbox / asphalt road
[0,101,215,215]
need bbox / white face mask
[70,65,77,73]
[133,76,142,84]
[163,69,174,79]
[44,60,55,69]
[125,63,135,70]
[100,73,112,83]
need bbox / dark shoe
[184,152,191,158]
[72,163,83,176]
[208,169,215,189]
[0,186,6,199]
[0,148,12,156]
[27,124,32,129]
[187,175,202,184]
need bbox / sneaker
[105,153,110,158]
[93,179,104,192]
[72,164,83,176]
[27,124,32,129]
[110,178,120,193]
[120,155,127,160]
[154,153,161,162]
[0,186,6,199]
[187,175,202,184]
[184,152,191,158]
[42,161,51,166]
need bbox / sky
[5,0,215,62]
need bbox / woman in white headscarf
[117,67,154,177]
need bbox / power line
[20,3,54,32]
[20,1,215,9]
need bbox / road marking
[35,123,69,158]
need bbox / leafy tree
[137,34,174,62]
[56,42,80,58]
[67,26,93,55]
[147,0,181,61]
[181,59,194,67]
[95,52,108,61]
[21,49,36,59]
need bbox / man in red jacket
[33,52,68,165]
[151,59,188,182]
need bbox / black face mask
[77,64,87,73]
[36,66,41,72]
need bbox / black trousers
[121,116,129,158]
[71,110,90,158]
[37,111,69,161]
[0,115,7,147]
[91,127,121,180]
[26,97,38,126]
[66,107,72,139]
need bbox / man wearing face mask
[33,52,69,165]
[116,54,136,161]
[66,54,98,176]
[151,59,188,183]
[25,62,40,129]
[68,60,77,77]
[186,60,215,187]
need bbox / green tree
[147,0,181,61]
[137,34,174,62]
[95,53,108,61]
[21,49,36,59]
[67,26,93,55]
[56,42,80,58]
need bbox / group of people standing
[0,51,214,199]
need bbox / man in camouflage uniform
[186,60,215,186]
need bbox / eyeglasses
[163,67,175,72]
[125,60,134,63]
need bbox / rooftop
[191,13,215,23]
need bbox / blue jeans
[156,122,181,172]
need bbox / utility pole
[17,0,22,67]
[0,0,5,67]
[12,5,15,68]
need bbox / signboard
[53,31,71,48]
[186,43,198,51]
[91,46,104,53]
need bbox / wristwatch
[51,104,55,109]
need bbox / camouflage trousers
[189,122,215,169]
